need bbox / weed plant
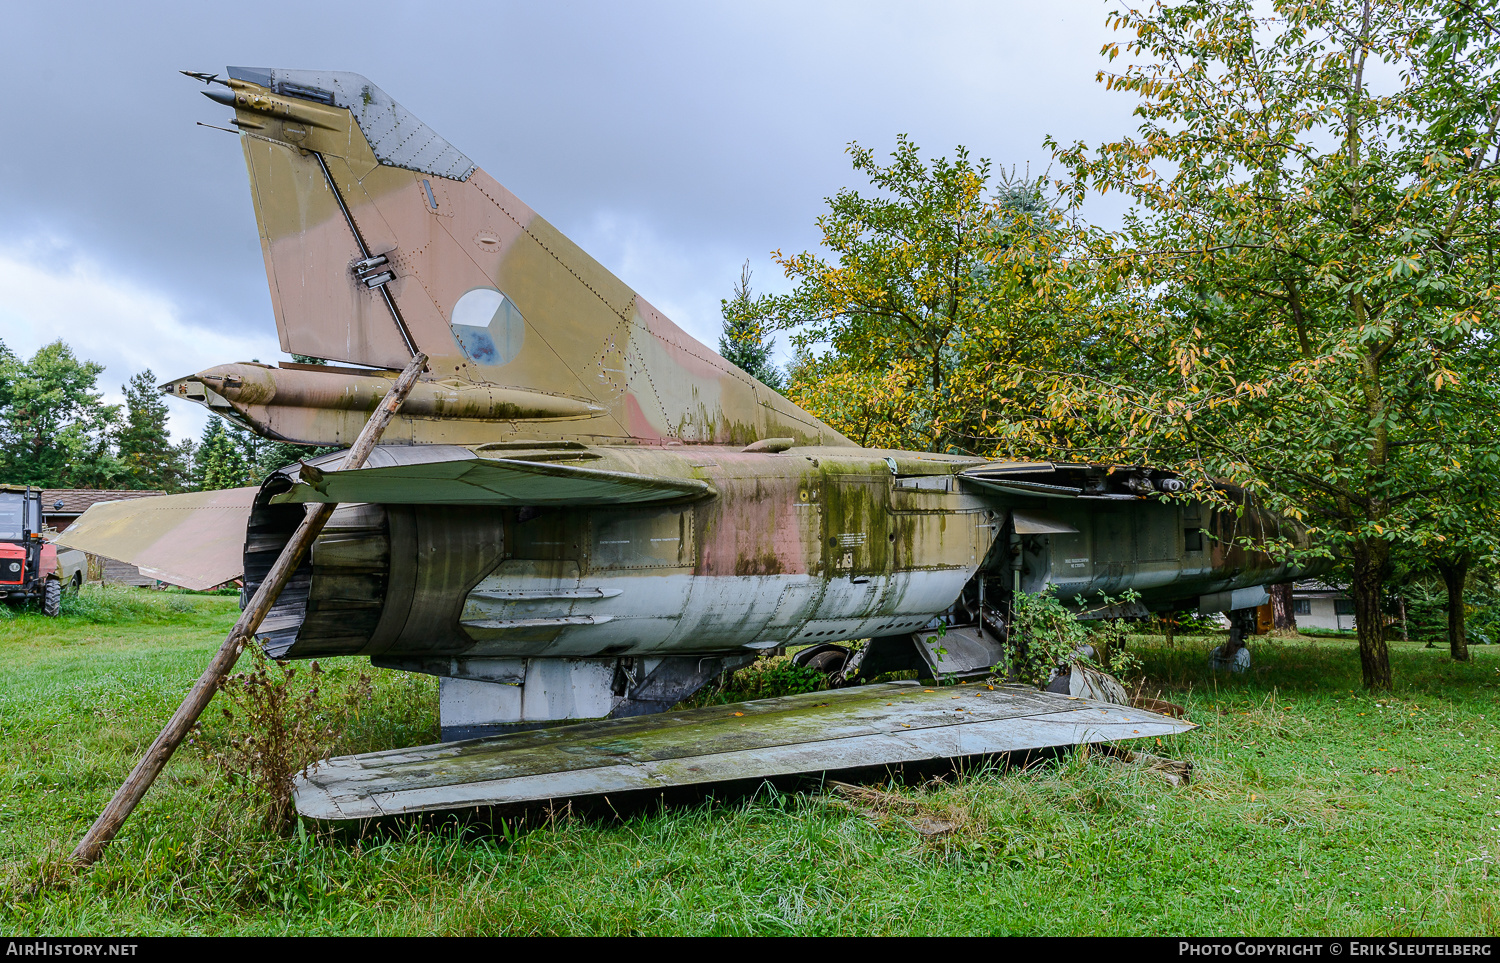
[1006,590,1142,684]
[684,655,827,707]
[197,648,373,829]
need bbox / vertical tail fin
[219,67,849,448]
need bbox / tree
[118,370,194,491]
[246,434,335,485]
[194,417,333,490]
[196,419,248,491]
[1269,583,1299,635]
[756,137,1075,453]
[1040,0,1500,688]
[719,262,784,391]
[1415,409,1500,661]
[781,343,926,449]
[0,341,121,488]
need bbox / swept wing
[272,446,711,506]
[54,488,258,590]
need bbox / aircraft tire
[805,648,849,678]
[42,578,62,617]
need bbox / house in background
[1290,580,1356,631]
[42,489,165,587]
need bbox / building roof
[41,489,165,516]
[1292,579,1347,597]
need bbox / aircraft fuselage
[248,443,1305,674]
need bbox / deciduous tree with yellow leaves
[1035,0,1500,689]
[756,136,1087,454]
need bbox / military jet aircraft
[60,69,1314,817]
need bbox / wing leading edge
[272,449,712,506]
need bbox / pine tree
[253,439,336,482]
[193,408,333,492]
[118,370,192,491]
[225,422,269,481]
[171,438,197,487]
[196,419,248,491]
[718,261,783,391]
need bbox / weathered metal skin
[247,444,992,661]
[173,68,847,450]
[96,67,1329,738]
[163,362,606,446]
[243,443,1318,674]
[294,682,1196,821]
[1009,486,1308,612]
[960,462,1319,614]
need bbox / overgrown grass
[2,588,1497,934]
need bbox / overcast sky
[0,0,1142,443]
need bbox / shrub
[733,658,827,698]
[1001,590,1140,686]
[687,655,829,706]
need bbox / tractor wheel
[42,578,62,617]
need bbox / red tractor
[0,485,84,616]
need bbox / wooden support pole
[69,353,428,868]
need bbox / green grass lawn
[2,586,1497,935]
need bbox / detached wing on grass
[294,682,1196,820]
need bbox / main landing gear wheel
[42,578,62,617]
[805,648,849,676]
[792,643,852,681]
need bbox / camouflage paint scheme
[171,68,843,450]
[251,444,992,663]
[62,69,1316,737]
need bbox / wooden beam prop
[69,353,428,868]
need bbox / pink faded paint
[693,459,817,578]
[620,393,668,441]
[633,297,736,383]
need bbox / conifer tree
[719,262,783,392]
[118,370,192,491]
[196,419,248,491]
